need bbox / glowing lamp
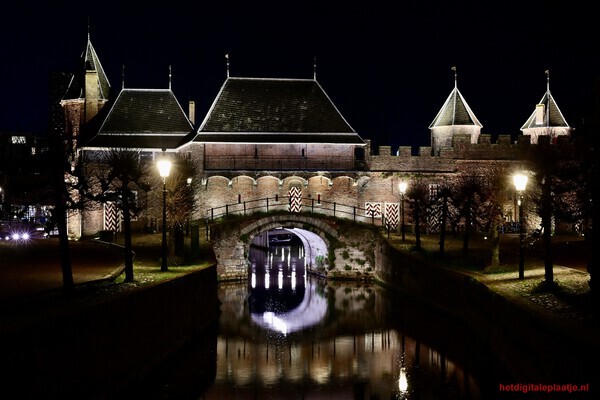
[513,174,528,192]
[157,159,172,178]
[399,181,408,194]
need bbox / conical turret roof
[429,76,482,129]
[520,74,570,130]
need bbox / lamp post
[513,173,528,280]
[186,177,192,234]
[399,181,408,241]
[158,158,172,272]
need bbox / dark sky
[1,2,599,151]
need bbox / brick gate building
[59,34,575,239]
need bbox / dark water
[140,241,511,399]
[203,242,509,399]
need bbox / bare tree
[478,166,509,268]
[434,181,453,255]
[453,174,493,257]
[406,181,430,250]
[527,137,581,286]
[165,155,200,259]
[49,132,74,295]
[578,79,600,313]
[48,71,77,295]
[86,148,151,282]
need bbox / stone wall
[0,266,220,399]
[209,214,382,281]
[373,241,596,383]
[74,134,577,239]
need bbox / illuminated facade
[59,35,574,239]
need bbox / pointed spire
[169,65,172,89]
[520,69,570,133]
[122,65,125,89]
[313,56,317,80]
[545,70,550,127]
[451,65,457,88]
[451,66,457,124]
[225,53,230,78]
[429,67,482,129]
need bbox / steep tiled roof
[520,90,570,130]
[194,77,365,145]
[429,86,482,129]
[81,88,194,150]
[63,35,111,101]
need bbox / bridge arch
[211,214,338,281]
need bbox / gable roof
[81,88,194,150]
[193,77,365,145]
[429,83,482,129]
[520,87,570,130]
[62,35,111,101]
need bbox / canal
[136,238,511,399]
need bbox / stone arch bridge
[208,212,385,282]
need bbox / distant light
[399,367,408,392]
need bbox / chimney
[535,104,544,125]
[189,100,196,125]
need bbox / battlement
[365,134,569,172]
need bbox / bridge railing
[205,196,392,228]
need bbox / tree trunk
[462,199,472,257]
[541,175,554,284]
[439,197,448,255]
[52,137,74,296]
[414,203,421,250]
[491,222,500,268]
[588,219,598,315]
[174,223,185,257]
[122,185,134,282]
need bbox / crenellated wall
[366,134,531,173]
[75,133,572,239]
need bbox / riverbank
[384,231,594,326]
[377,230,597,395]
[0,229,596,397]
[0,234,221,399]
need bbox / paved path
[0,238,124,302]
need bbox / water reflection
[201,242,492,399]
[248,242,327,335]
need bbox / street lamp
[399,181,408,241]
[158,158,172,272]
[513,173,528,280]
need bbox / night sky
[1,3,599,151]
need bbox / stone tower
[60,32,111,143]
[429,68,482,155]
[520,71,571,144]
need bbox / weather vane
[225,53,230,78]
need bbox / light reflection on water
[200,242,491,399]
